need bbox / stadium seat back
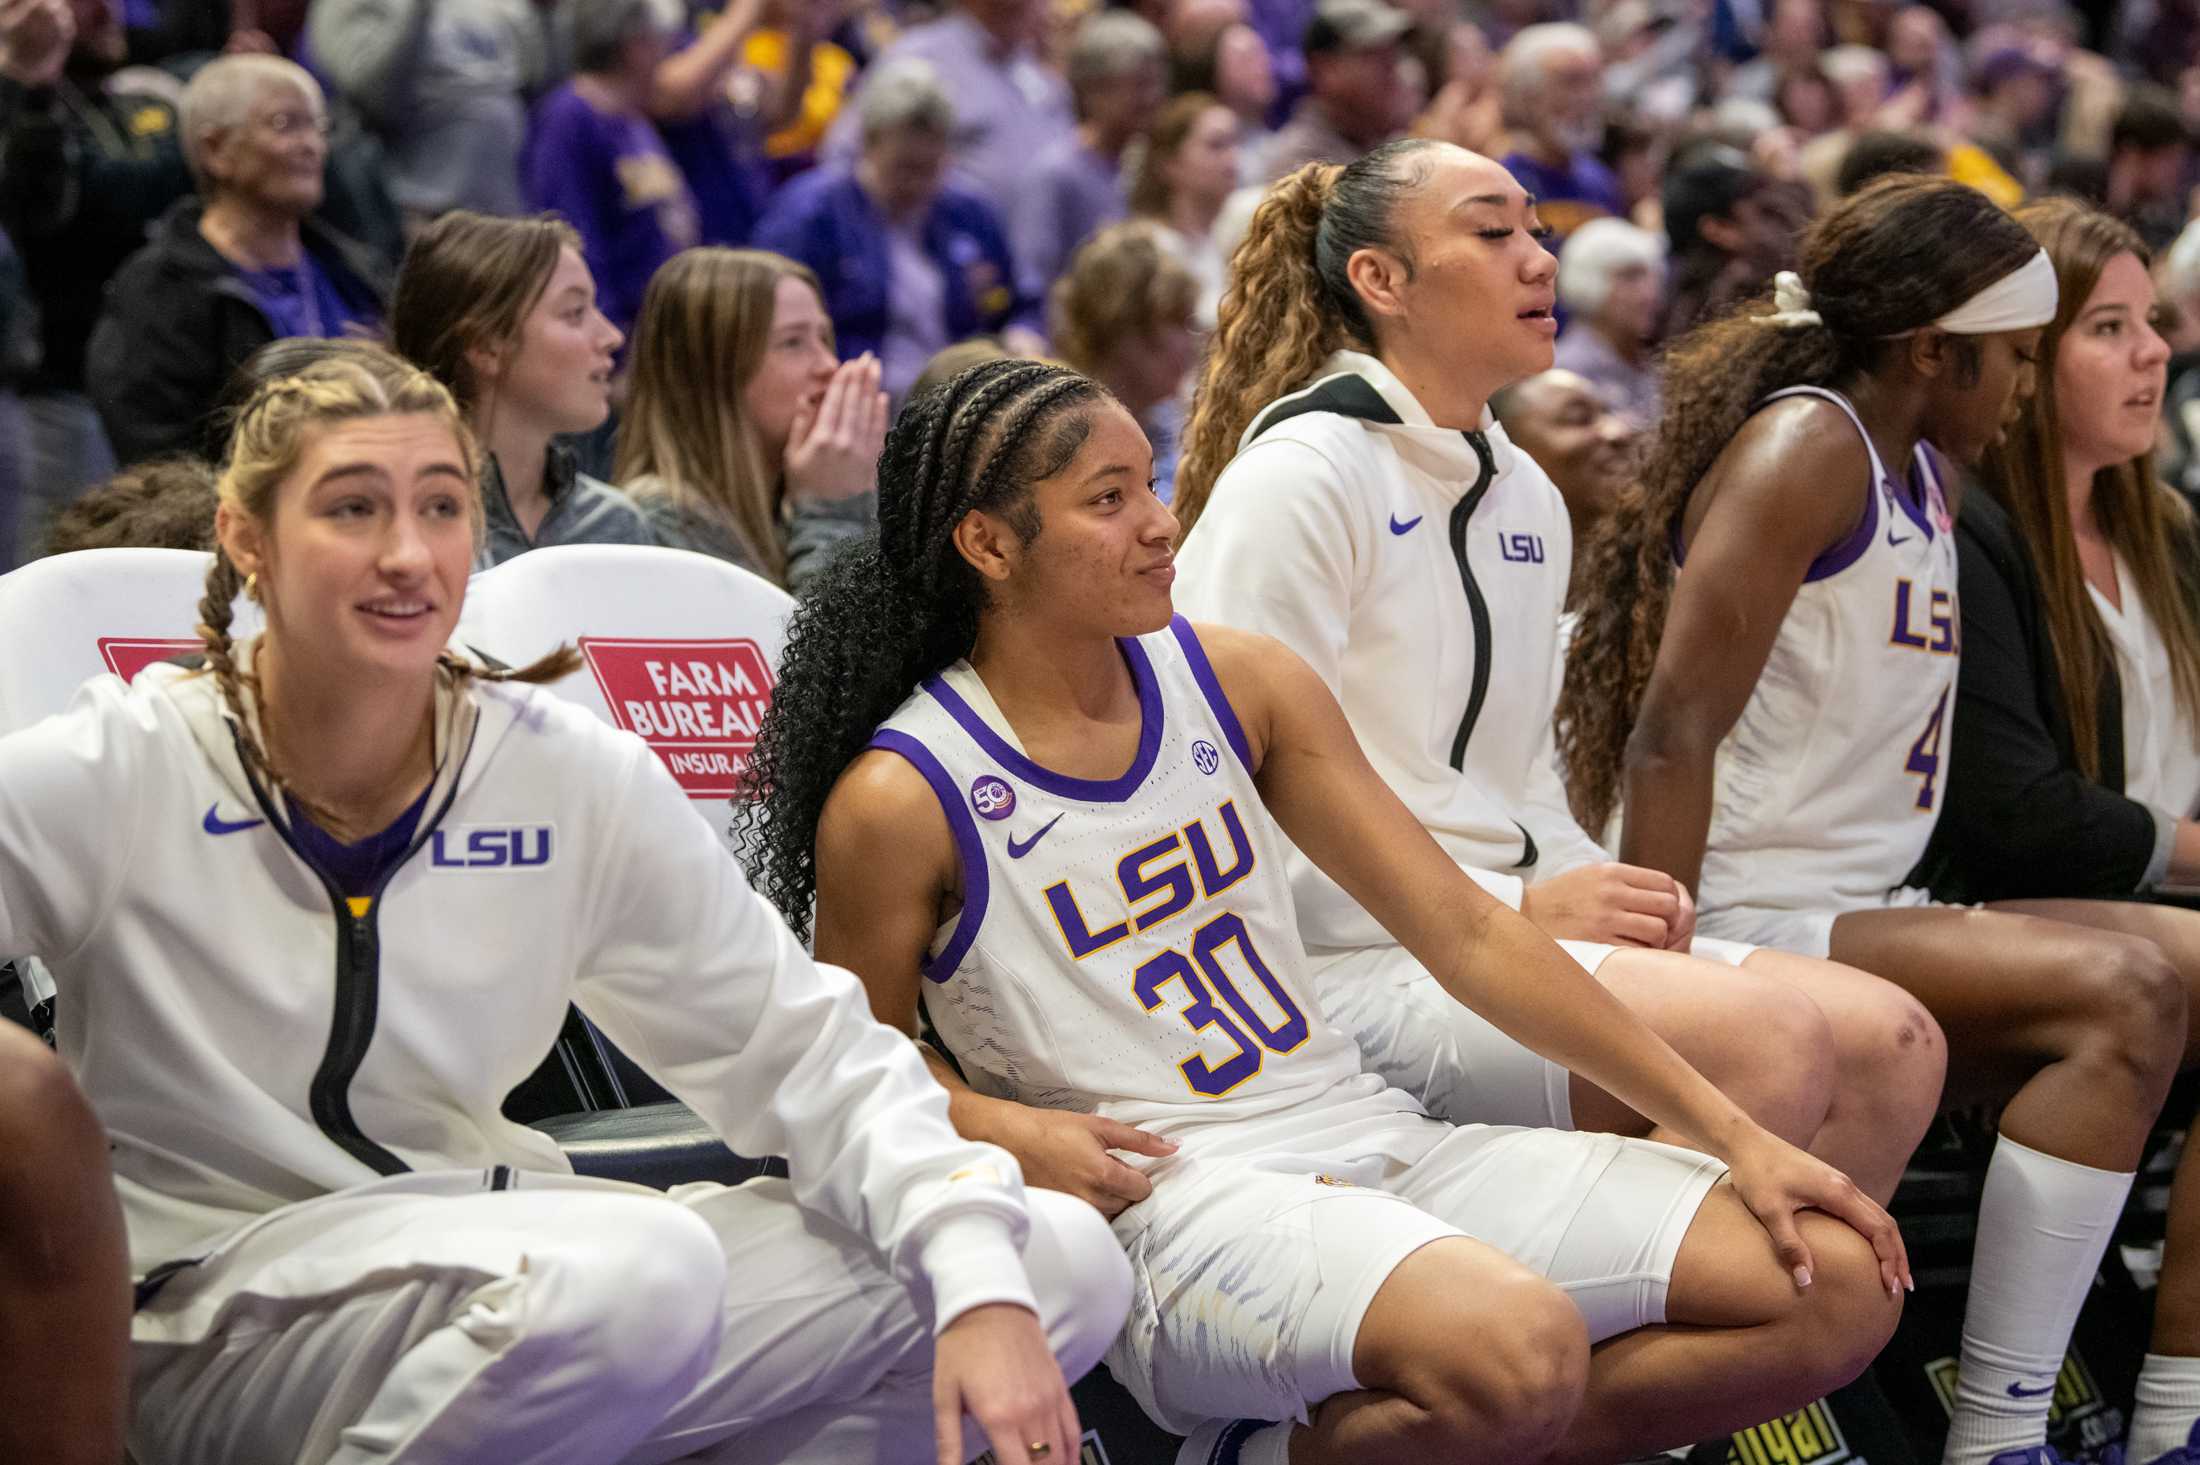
[459,545,797,844]
[0,548,257,736]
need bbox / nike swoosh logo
[1888,529,1914,547]
[1007,813,1064,859]
[202,803,266,836]
[2006,1381,2056,1398]
[1390,514,1423,535]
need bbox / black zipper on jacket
[1446,430,1498,772]
[231,721,477,1177]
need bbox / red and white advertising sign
[579,637,775,800]
[97,638,201,683]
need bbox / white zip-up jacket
[1175,351,1608,950]
[0,645,1036,1329]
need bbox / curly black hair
[734,358,1111,936]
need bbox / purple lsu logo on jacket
[1498,532,1547,564]
[429,824,555,870]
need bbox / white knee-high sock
[2127,1353,2200,1462]
[1943,1137,2134,1465]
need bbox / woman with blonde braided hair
[1172,142,1938,1238]
[0,344,1129,1464]
[1560,172,2200,1465]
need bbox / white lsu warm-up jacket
[0,642,1038,1331]
[1175,351,1609,951]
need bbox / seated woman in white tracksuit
[1166,141,1943,1206]
[0,346,1128,1465]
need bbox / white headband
[1758,249,2060,337]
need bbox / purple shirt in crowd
[1500,150,1627,242]
[1552,323,1662,431]
[524,84,701,333]
[826,12,1073,226]
[1010,134,1126,294]
[881,222,950,402]
[234,251,376,341]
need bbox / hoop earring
[244,571,259,602]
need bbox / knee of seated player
[1358,1240,1589,1458]
[1782,1212,1902,1387]
[2067,934,2187,1096]
[1019,1188,1132,1383]
[516,1197,729,1390]
[1824,974,1946,1124]
[1715,978,1838,1146]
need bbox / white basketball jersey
[871,617,1404,1153]
[1697,387,1961,918]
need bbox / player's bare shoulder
[818,747,959,892]
[1181,620,1339,771]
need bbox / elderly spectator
[755,58,1037,402]
[1488,366,1637,580]
[1048,219,1200,498]
[1658,138,1806,338]
[2160,218,2200,500]
[1259,0,1410,180]
[1552,216,1665,429]
[1168,11,1275,174]
[1129,90,1239,327]
[2108,86,2194,253]
[86,55,388,466]
[524,1,702,337]
[0,0,194,520]
[1497,22,1624,240]
[824,0,1072,215]
[1011,9,1165,296]
[307,0,549,222]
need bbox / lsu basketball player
[1165,140,1943,1211]
[739,357,1906,1465]
[1559,174,2191,1465]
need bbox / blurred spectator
[40,455,216,555]
[1167,11,1275,175]
[1833,127,1947,195]
[390,210,654,563]
[1964,39,2059,189]
[1240,0,1314,104]
[1048,219,1199,498]
[618,247,883,591]
[742,0,863,175]
[755,59,1038,402]
[1883,4,1960,123]
[825,0,1072,214]
[1659,139,1807,337]
[2160,217,2200,499]
[1725,0,1824,105]
[1552,216,1665,429]
[1129,90,1239,327]
[1011,9,1165,297]
[2107,86,2194,253]
[1488,366,1637,577]
[906,334,1010,403]
[1497,22,1623,240]
[525,1,702,337]
[0,0,194,523]
[1411,16,1503,157]
[307,0,549,223]
[1259,0,1409,180]
[1773,62,1841,136]
[87,56,389,466]
[645,0,779,250]
[1821,41,1892,127]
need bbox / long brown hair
[199,347,580,833]
[614,247,823,586]
[1556,175,2043,830]
[1174,138,1443,534]
[1128,91,1224,219]
[1978,198,2200,781]
[389,211,581,421]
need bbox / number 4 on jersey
[1905,687,1950,812]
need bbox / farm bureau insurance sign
[580,638,775,799]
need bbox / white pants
[129,1170,1129,1465]
[1305,937,1757,1130]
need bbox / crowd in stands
[0,0,2192,588]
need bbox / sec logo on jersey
[971,775,1017,821]
[1192,740,1220,775]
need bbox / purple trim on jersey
[1673,386,1884,582]
[922,638,1165,803]
[1168,616,1254,774]
[868,730,988,983]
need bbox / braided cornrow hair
[201,345,582,832]
[734,359,1110,936]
